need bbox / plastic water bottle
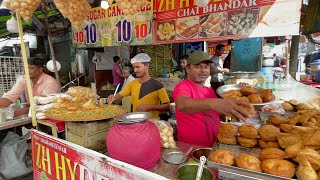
[163,68,167,78]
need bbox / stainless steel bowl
[216,84,276,107]
[230,71,255,79]
[163,151,187,165]
[192,148,212,162]
[262,57,274,67]
[176,163,214,180]
[115,112,152,124]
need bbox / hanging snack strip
[53,0,91,30]
[115,0,150,17]
[4,0,42,20]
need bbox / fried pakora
[297,157,318,180]
[296,149,320,171]
[285,140,304,158]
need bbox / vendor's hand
[136,104,154,112]
[14,107,29,117]
[107,95,115,104]
[222,68,230,74]
[211,99,252,121]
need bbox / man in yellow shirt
[107,53,170,118]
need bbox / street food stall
[2,0,320,179]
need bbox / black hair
[216,44,225,51]
[113,56,120,63]
[180,55,189,60]
[27,57,45,67]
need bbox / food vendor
[173,51,253,146]
[112,56,124,89]
[0,57,60,116]
[210,44,230,93]
[108,53,170,118]
[178,55,188,79]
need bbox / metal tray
[216,84,276,107]
[115,112,152,124]
[206,143,296,180]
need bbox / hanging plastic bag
[0,132,32,179]
[4,0,42,20]
[53,0,91,30]
[151,120,177,149]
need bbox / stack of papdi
[258,124,280,148]
[237,124,258,148]
[217,123,238,145]
[223,86,273,104]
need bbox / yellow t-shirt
[119,78,170,118]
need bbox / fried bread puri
[258,139,280,149]
[259,148,287,161]
[237,136,257,148]
[258,124,280,142]
[247,94,263,104]
[209,149,234,166]
[240,86,258,96]
[218,133,237,145]
[268,114,290,126]
[235,153,262,172]
[261,159,295,178]
[219,123,238,137]
[238,124,258,139]
[260,89,273,102]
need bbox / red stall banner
[31,130,168,180]
[153,0,302,44]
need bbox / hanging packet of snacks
[115,0,149,17]
[151,120,176,149]
[4,0,42,20]
[53,0,91,30]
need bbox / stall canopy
[72,0,303,48]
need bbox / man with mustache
[108,53,170,118]
[173,51,253,146]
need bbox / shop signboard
[72,4,153,48]
[207,41,231,56]
[154,0,302,44]
[31,130,168,180]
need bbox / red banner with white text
[31,130,167,180]
[153,0,302,44]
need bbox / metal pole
[42,1,61,88]
[16,13,37,127]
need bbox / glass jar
[6,103,15,120]
[0,108,7,123]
